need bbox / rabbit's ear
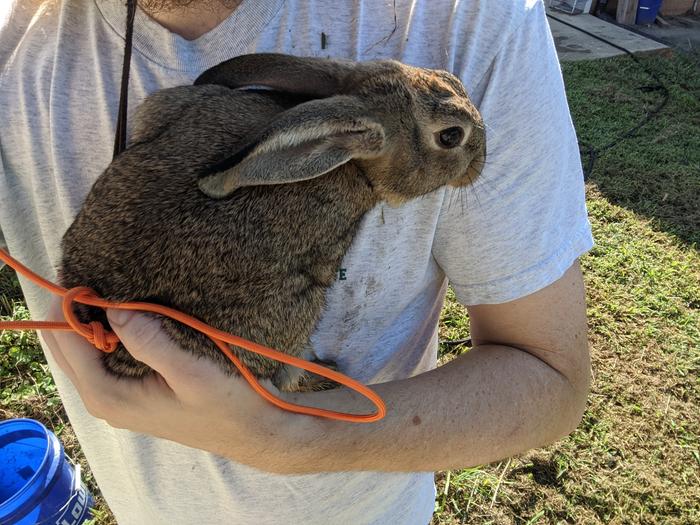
[194,53,358,97]
[198,97,385,198]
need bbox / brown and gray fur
[59,54,486,392]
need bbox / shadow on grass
[562,52,700,248]
[0,265,24,316]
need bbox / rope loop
[61,286,120,353]
[0,248,386,423]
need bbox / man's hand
[42,301,294,469]
[42,260,589,475]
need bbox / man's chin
[139,0,240,12]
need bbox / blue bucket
[0,419,94,525]
[636,0,663,24]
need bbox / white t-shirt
[0,1,593,523]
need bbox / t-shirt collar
[94,0,285,72]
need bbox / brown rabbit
[59,53,486,392]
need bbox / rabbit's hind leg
[296,359,340,392]
[272,347,340,393]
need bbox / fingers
[40,329,78,386]
[41,296,75,382]
[39,301,282,446]
[43,299,241,423]
[106,309,213,388]
[42,296,83,385]
[41,297,137,420]
[40,299,194,431]
[46,296,109,382]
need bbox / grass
[565,52,700,247]
[434,187,700,525]
[432,51,700,524]
[2,51,699,524]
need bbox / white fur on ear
[198,121,386,199]
[233,85,276,92]
[198,172,240,198]
[252,121,383,157]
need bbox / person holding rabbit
[0,1,593,524]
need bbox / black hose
[546,13,671,179]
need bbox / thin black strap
[113,0,137,160]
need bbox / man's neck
[141,2,242,40]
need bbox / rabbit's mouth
[382,193,410,208]
[450,152,485,189]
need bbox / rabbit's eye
[437,127,464,149]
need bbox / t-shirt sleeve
[432,1,594,306]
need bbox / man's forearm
[246,343,589,474]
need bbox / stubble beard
[139,0,242,12]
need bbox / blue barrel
[636,0,663,24]
[0,419,94,525]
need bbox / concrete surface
[633,15,700,54]
[547,9,671,61]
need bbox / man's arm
[43,260,589,474]
[277,260,589,473]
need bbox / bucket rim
[0,418,63,521]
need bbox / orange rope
[0,248,386,423]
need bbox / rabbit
[59,53,486,393]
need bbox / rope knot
[87,321,118,353]
[62,286,120,353]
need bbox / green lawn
[2,52,699,524]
